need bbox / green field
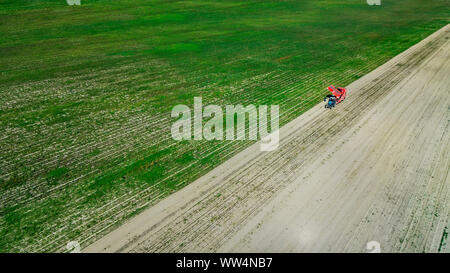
[0,0,448,252]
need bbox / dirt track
[85,24,450,253]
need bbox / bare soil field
[85,25,450,253]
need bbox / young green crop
[0,0,448,252]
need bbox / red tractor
[324,85,347,109]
